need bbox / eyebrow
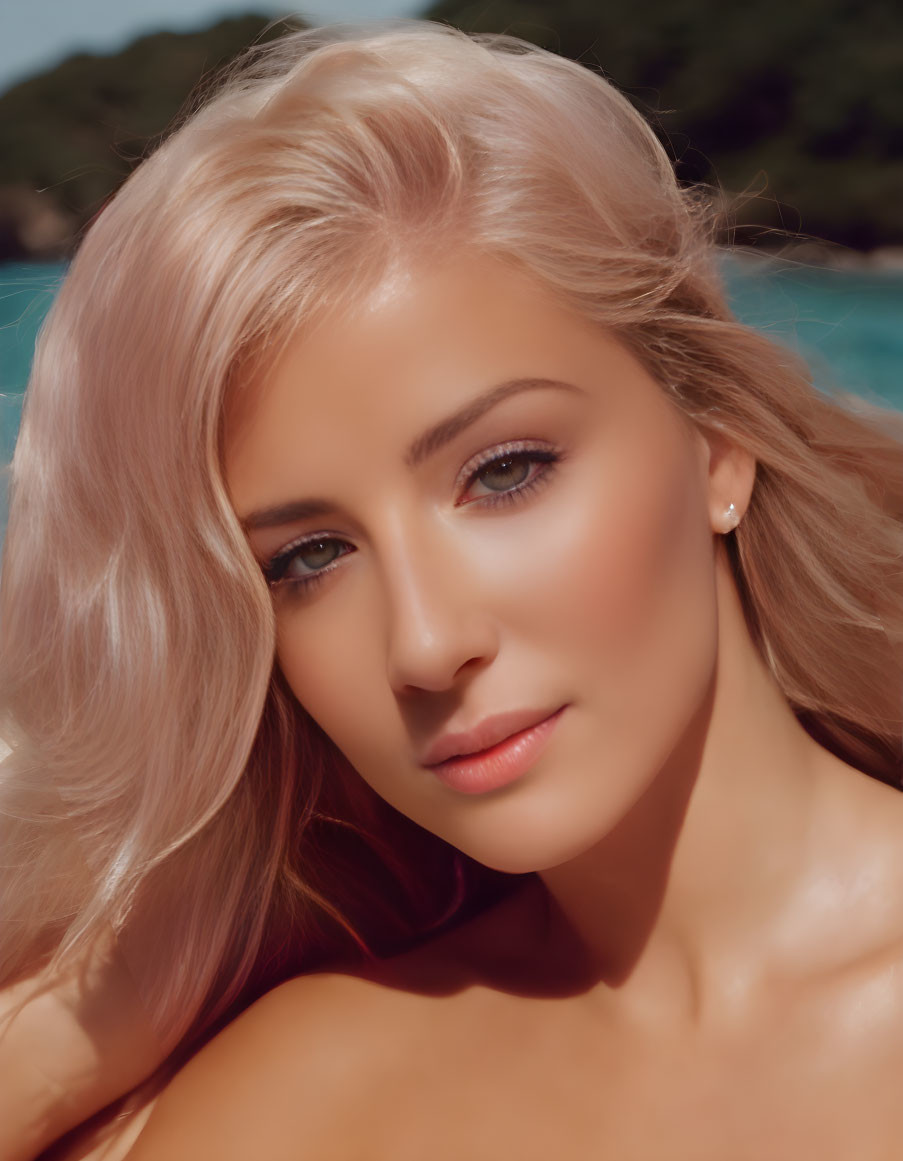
[240,376,580,532]
[404,376,580,469]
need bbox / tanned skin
[37,254,903,1161]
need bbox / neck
[537,556,856,1030]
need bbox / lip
[421,705,562,767]
[422,705,566,795]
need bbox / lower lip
[426,707,566,796]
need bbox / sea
[1,252,901,471]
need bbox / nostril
[385,612,498,695]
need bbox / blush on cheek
[554,440,717,728]
[275,601,399,776]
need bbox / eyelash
[262,440,562,595]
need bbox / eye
[476,454,532,492]
[458,442,562,507]
[263,534,355,591]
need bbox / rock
[0,184,77,261]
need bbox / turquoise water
[718,251,903,412]
[0,261,66,464]
[1,254,901,463]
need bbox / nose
[381,525,499,696]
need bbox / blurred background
[1,0,901,468]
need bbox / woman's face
[225,253,726,874]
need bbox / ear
[694,425,757,535]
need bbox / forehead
[223,253,672,515]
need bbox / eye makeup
[456,439,561,508]
[262,534,355,591]
[260,438,564,595]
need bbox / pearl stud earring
[723,501,740,532]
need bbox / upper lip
[420,706,561,767]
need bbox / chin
[465,835,603,876]
[440,791,642,877]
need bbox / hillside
[0,13,299,260]
[424,0,903,252]
[2,2,901,258]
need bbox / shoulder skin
[122,972,415,1161]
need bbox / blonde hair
[2,16,902,1072]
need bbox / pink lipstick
[423,706,565,795]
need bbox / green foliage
[423,0,903,248]
[2,4,900,253]
[0,14,301,253]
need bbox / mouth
[422,705,567,796]
[422,705,565,767]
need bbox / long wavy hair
[2,15,902,1088]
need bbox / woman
[3,18,903,1160]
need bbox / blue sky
[0,0,424,94]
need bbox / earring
[723,501,740,532]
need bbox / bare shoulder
[801,766,903,1041]
[123,971,416,1161]
[124,879,549,1161]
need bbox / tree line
[1,1,900,260]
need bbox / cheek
[576,452,716,697]
[496,427,719,783]
[499,436,716,675]
[274,593,398,764]
[457,441,719,872]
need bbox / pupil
[300,540,339,570]
[481,456,529,491]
